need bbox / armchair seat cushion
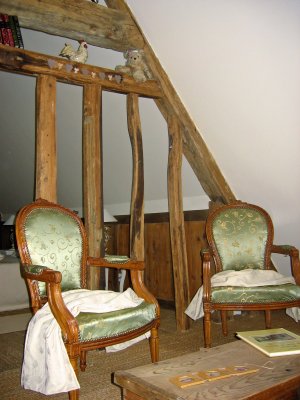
[76,301,156,342]
[211,284,300,304]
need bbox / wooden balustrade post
[35,75,57,202]
[127,93,144,261]
[83,83,103,289]
[167,115,190,331]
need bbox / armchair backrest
[206,201,274,272]
[16,199,88,297]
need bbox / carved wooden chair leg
[80,350,87,372]
[149,327,159,362]
[203,309,211,348]
[221,310,228,336]
[69,356,80,399]
[265,309,272,329]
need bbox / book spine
[0,16,9,45]
[12,15,24,49]
[0,14,14,47]
[8,15,19,47]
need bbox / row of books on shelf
[0,13,24,48]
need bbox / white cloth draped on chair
[185,269,300,321]
[22,288,149,395]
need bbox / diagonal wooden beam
[0,0,144,51]
[106,0,236,203]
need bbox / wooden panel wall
[110,212,208,303]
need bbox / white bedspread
[22,288,149,395]
[185,269,299,321]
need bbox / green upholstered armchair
[202,201,300,348]
[15,198,160,400]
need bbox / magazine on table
[236,328,300,357]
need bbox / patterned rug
[0,308,299,399]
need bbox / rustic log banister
[0,45,162,98]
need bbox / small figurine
[115,49,152,82]
[59,40,88,64]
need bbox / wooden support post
[35,74,57,202]
[127,93,144,261]
[167,115,190,331]
[83,83,103,289]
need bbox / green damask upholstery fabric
[76,301,156,342]
[24,208,82,296]
[212,208,269,271]
[104,255,129,264]
[211,284,300,304]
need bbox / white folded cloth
[22,288,149,395]
[185,269,299,321]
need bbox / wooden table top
[114,340,300,400]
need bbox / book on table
[236,328,300,357]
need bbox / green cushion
[212,208,268,271]
[24,208,82,296]
[76,301,156,342]
[211,284,300,304]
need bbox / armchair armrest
[88,256,159,316]
[271,245,300,285]
[271,244,299,256]
[22,264,62,283]
[87,255,144,270]
[22,264,79,344]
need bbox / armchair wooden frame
[16,198,160,400]
[202,201,300,348]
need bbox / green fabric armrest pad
[104,255,130,264]
[76,301,156,342]
[211,284,300,304]
[23,264,49,274]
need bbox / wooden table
[114,341,300,400]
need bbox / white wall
[127,0,300,274]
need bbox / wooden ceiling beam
[0,0,144,52]
[0,45,162,98]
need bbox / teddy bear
[115,49,152,82]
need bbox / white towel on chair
[22,288,148,395]
[185,269,298,320]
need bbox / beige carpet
[0,308,300,399]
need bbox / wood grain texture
[112,219,206,303]
[0,0,143,51]
[167,116,190,330]
[0,45,162,99]
[115,341,300,400]
[83,83,103,289]
[35,74,57,202]
[127,93,144,261]
[144,222,174,301]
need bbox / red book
[0,14,15,47]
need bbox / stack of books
[0,14,24,48]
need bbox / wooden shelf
[0,44,163,98]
